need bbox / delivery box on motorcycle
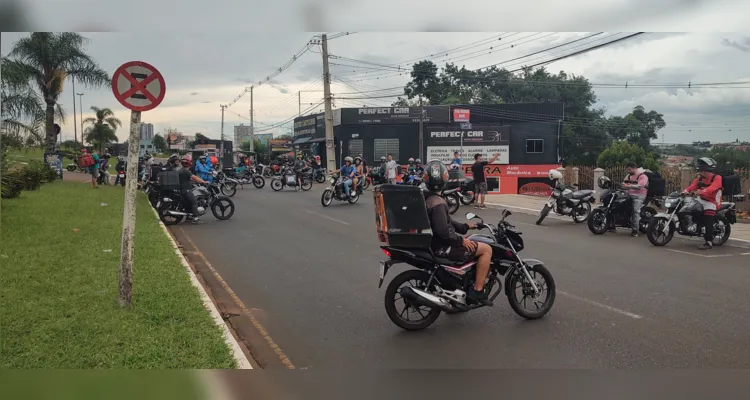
[373,184,433,248]
[157,170,181,190]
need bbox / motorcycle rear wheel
[221,182,237,197]
[384,269,442,331]
[315,174,326,184]
[362,179,371,191]
[321,189,333,207]
[301,178,313,191]
[159,203,184,226]
[507,264,556,320]
[459,192,475,205]
[446,193,459,214]
[572,202,591,223]
[712,216,731,246]
[270,178,283,191]
[347,190,360,204]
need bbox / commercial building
[292,103,563,194]
[138,122,154,156]
[234,124,253,145]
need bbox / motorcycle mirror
[502,209,512,218]
[465,212,476,220]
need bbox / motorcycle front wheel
[315,173,326,184]
[221,182,237,197]
[587,208,609,235]
[384,269,442,331]
[506,264,556,320]
[536,204,551,225]
[270,178,283,192]
[572,202,591,223]
[66,165,77,172]
[211,197,235,220]
[253,176,266,189]
[321,189,333,207]
[646,217,674,246]
[301,178,313,191]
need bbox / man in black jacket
[422,160,494,306]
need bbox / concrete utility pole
[321,34,337,172]
[119,110,141,308]
[77,93,84,144]
[72,78,78,147]
[249,86,255,152]
[220,105,226,166]
[418,97,424,161]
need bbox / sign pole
[119,110,141,308]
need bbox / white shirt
[385,160,398,179]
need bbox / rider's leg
[473,242,492,292]
[343,179,352,196]
[352,177,358,191]
[630,195,644,236]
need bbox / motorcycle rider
[422,160,494,306]
[178,155,209,225]
[683,157,723,250]
[195,155,214,183]
[293,153,308,188]
[352,156,365,191]
[621,162,649,237]
[407,157,416,174]
[114,156,126,185]
[414,158,424,175]
[330,156,356,198]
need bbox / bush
[1,171,23,199]
[597,142,660,171]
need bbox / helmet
[423,160,449,192]
[180,155,191,166]
[297,153,303,159]
[354,156,362,164]
[380,156,386,162]
[408,158,415,164]
[345,156,353,163]
[415,158,421,164]
[144,154,152,160]
[118,156,126,162]
[597,176,611,189]
[696,157,716,172]
[548,169,563,181]
[168,154,180,164]
[199,155,207,161]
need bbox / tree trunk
[44,102,56,152]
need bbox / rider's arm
[449,218,470,235]
[190,174,207,184]
[683,178,700,193]
[431,203,466,247]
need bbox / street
[173,184,750,369]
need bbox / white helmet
[344,156,353,163]
[548,169,563,181]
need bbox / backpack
[710,170,741,197]
[643,171,665,197]
[78,154,94,167]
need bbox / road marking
[740,252,750,256]
[179,229,296,370]
[304,210,350,225]
[664,248,734,258]
[558,291,643,319]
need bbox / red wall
[396,163,559,194]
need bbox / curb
[149,206,253,369]
[484,201,750,249]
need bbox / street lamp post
[76,93,84,144]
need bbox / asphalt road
[175,183,750,368]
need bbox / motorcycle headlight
[330,178,336,184]
[664,199,673,208]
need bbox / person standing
[621,162,649,237]
[471,153,500,209]
[385,154,398,184]
[451,151,462,170]
[90,149,101,189]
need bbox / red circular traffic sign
[111,61,166,112]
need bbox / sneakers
[631,230,639,237]
[467,287,493,307]
[698,241,713,250]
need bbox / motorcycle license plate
[119,173,125,177]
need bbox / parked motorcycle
[379,210,556,331]
[321,172,362,206]
[441,186,461,215]
[212,170,238,197]
[458,177,476,205]
[271,167,312,192]
[156,183,235,225]
[536,181,595,225]
[587,176,659,235]
[367,166,387,188]
[313,166,327,184]
[645,191,735,247]
[115,168,126,187]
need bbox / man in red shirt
[682,157,722,250]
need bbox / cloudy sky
[3,30,750,144]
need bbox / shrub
[1,171,23,199]
[597,142,660,171]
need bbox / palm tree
[1,72,66,148]
[83,106,122,152]
[1,32,109,152]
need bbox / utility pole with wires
[418,97,424,161]
[220,105,226,166]
[72,78,78,147]
[321,34,337,173]
[249,86,255,152]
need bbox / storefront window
[526,139,544,153]
[374,138,399,162]
[348,139,363,158]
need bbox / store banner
[293,114,319,136]
[340,106,450,125]
[427,126,510,145]
[427,145,509,164]
[453,108,470,122]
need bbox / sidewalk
[484,194,750,244]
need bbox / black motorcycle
[367,166,388,187]
[321,172,362,206]
[441,186,461,215]
[587,177,659,235]
[156,183,235,225]
[271,166,312,192]
[313,166,327,184]
[645,191,735,247]
[536,181,595,225]
[458,177,476,205]
[379,210,556,331]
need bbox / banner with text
[427,145,509,164]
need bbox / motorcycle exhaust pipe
[167,210,189,216]
[400,287,453,311]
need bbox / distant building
[234,124,253,145]
[140,123,154,140]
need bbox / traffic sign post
[112,61,166,308]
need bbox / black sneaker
[479,205,486,209]
[698,241,713,250]
[631,230,639,237]
[467,287,493,307]
[191,218,204,225]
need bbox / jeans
[630,194,645,231]
[181,189,200,217]
[343,179,352,196]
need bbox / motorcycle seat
[442,188,459,195]
[720,202,734,210]
[571,189,593,199]
[409,250,455,266]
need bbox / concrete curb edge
[484,201,750,248]
[149,205,253,369]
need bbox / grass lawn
[0,181,236,369]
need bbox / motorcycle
[96,166,111,186]
[156,183,235,225]
[143,180,161,208]
[458,177,476,205]
[536,181,595,225]
[367,166,388,187]
[587,178,659,235]
[645,191,735,247]
[313,166,327,184]
[115,168,126,187]
[271,166,312,192]
[379,210,556,331]
[321,172,362,206]
[212,170,238,197]
[441,186,461,215]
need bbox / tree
[606,106,666,149]
[1,70,66,147]
[390,97,420,107]
[82,106,121,153]
[152,134,167,153]
[709,147,750,171]
[2,33,109,152]
[597,142,660,171]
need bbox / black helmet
[423,160,449,192]
[696,157,716,172]
[380,156,386,162]
[597,175,611,189]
